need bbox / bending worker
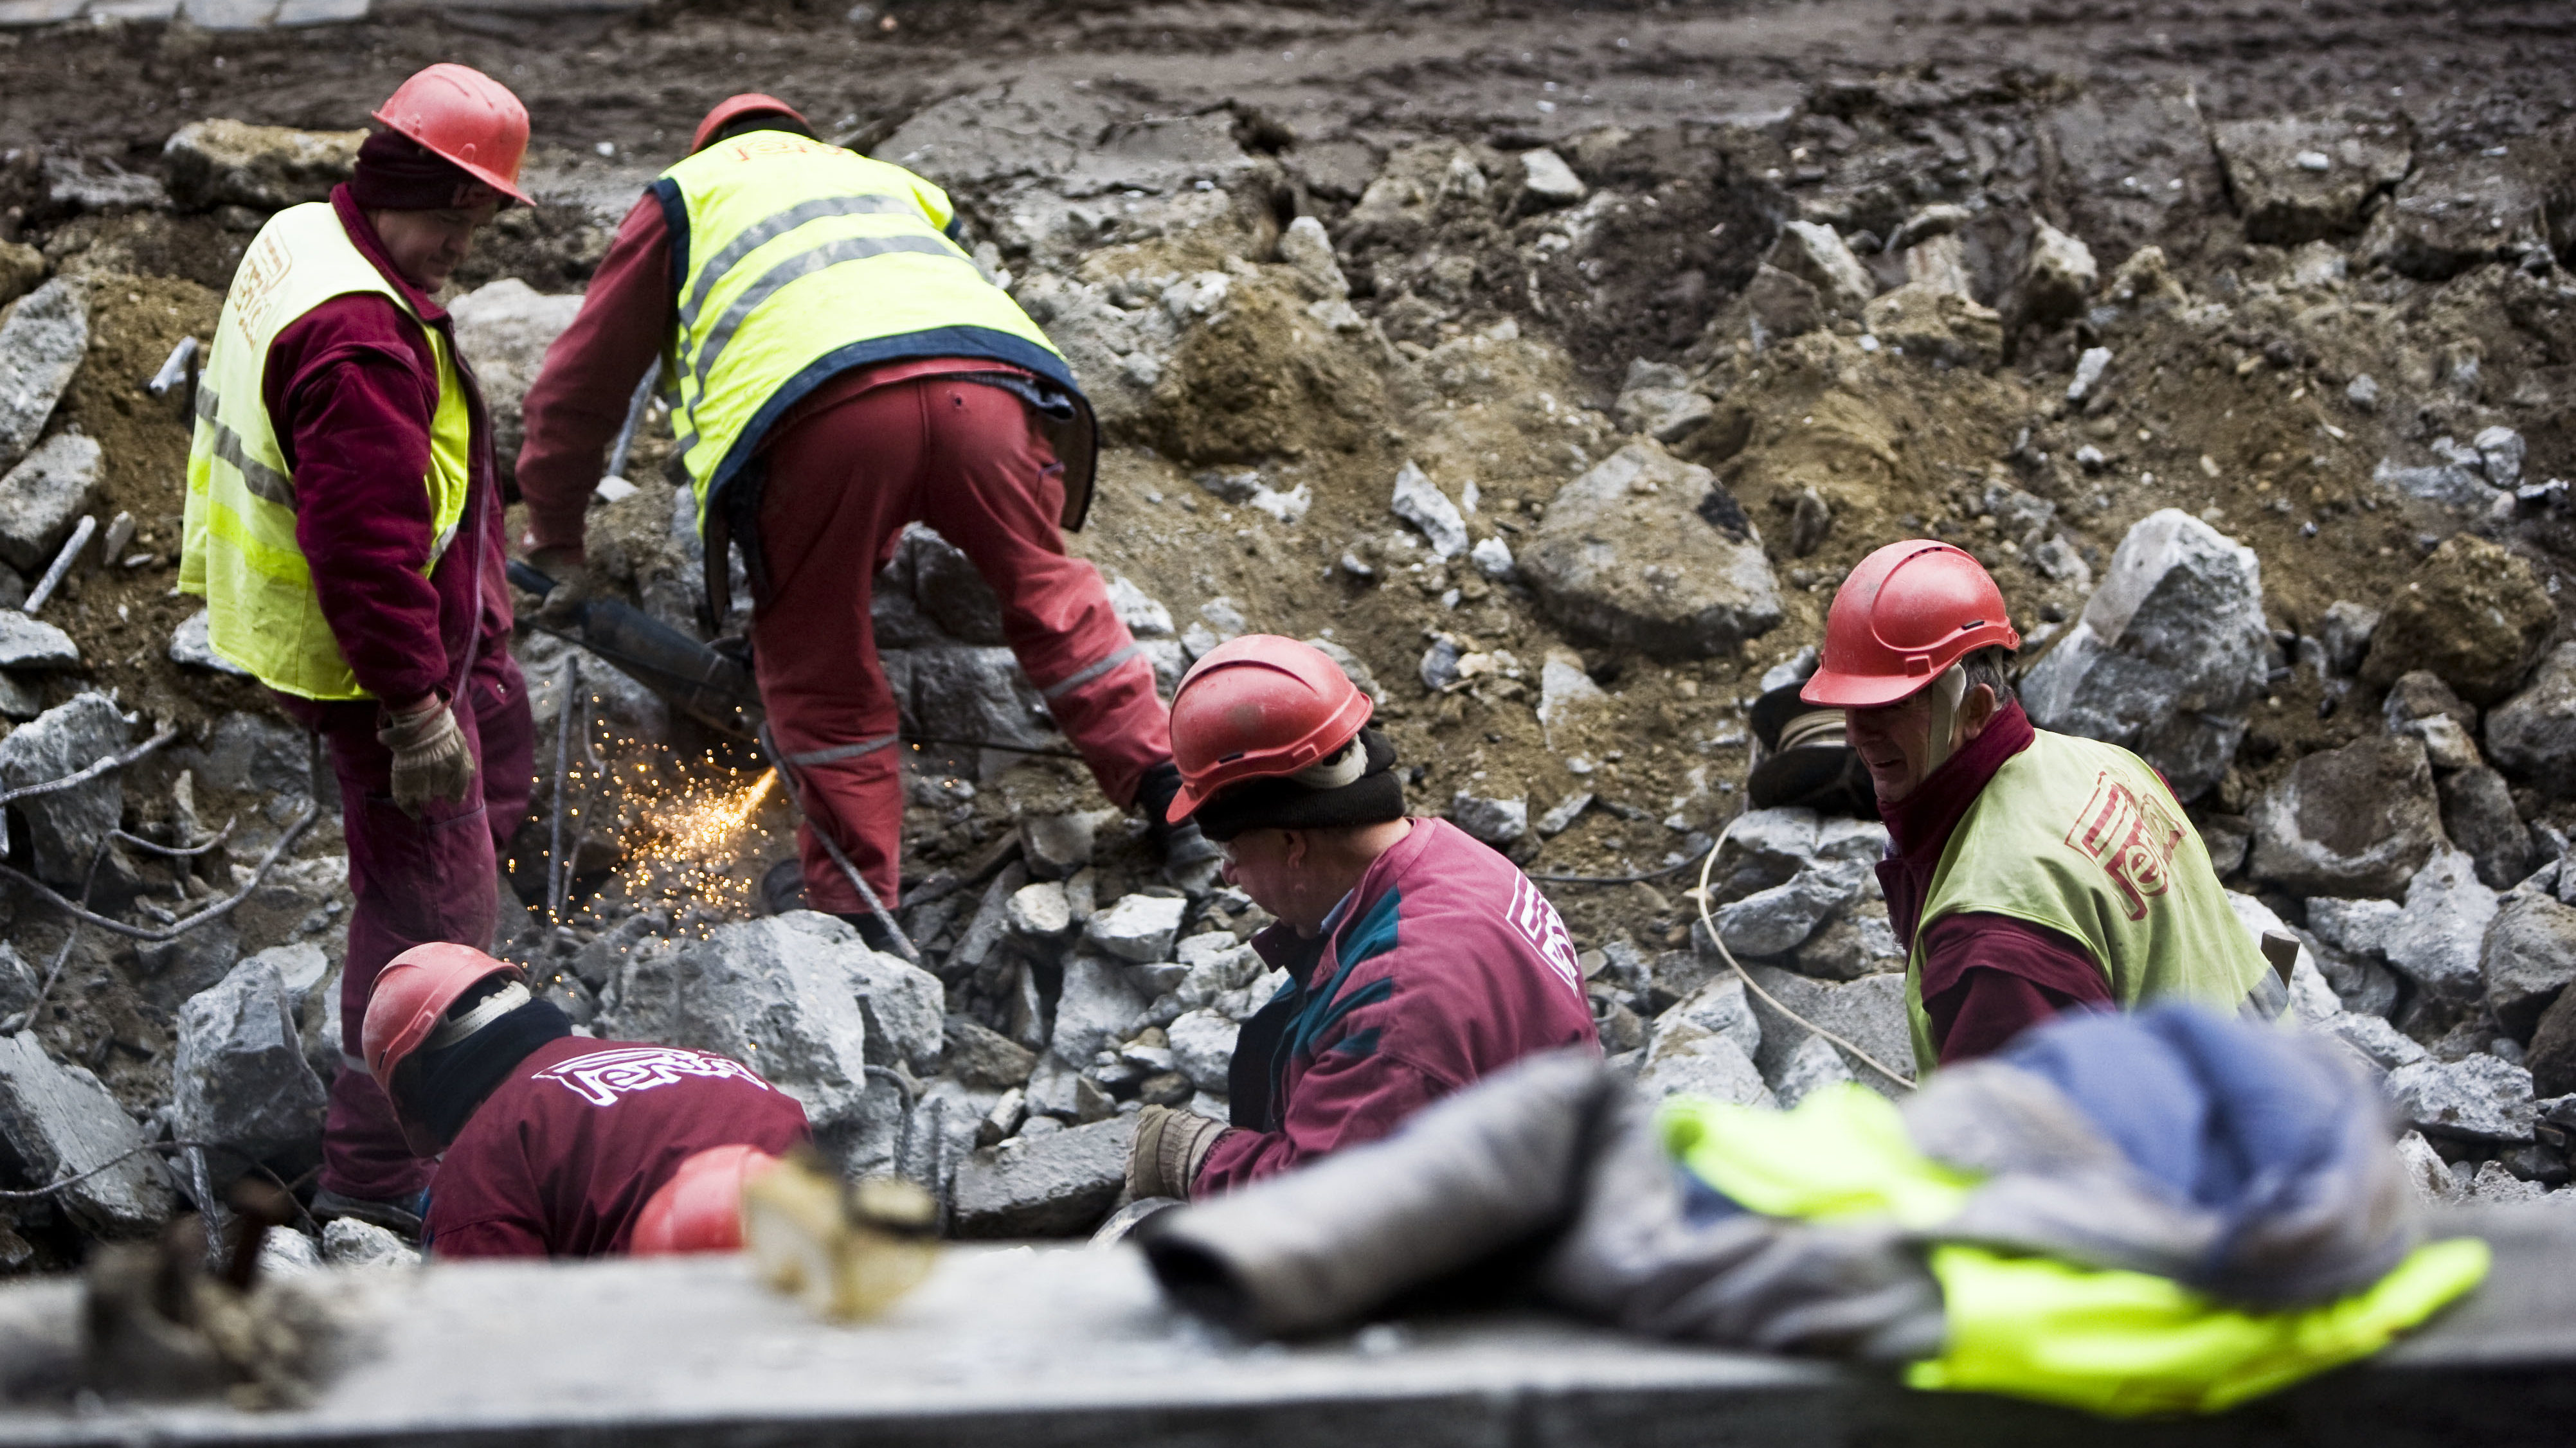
[179,64,537,1233]
[1797,541,2268,1073]
[515,94,1192,944]
[1126,637,1601,1201]
[361,943,809,1257]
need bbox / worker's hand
[377,696,476,818]
[1127,1105,1229,1202]
[521,545,590,629]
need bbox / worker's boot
[836,911,906,956]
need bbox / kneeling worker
[1127,638,1601,1201]
[1797,541,2269,1073]
[362,943,809,1257]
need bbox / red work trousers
[753,370,1170,913]
[277,642,533,1202]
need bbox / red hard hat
[631,1145,780,1255]
[373,63,535,206]
[1167,636,1373,821]
[361,942,523,1089]
[692,94,813,154]
[1801,541,2021,709]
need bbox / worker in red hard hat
[1124,636,1601,1202]
[360,943,809,1258]
[1802,541,2270,1075]
[513,93,1196,949]
[179,63,541,1235]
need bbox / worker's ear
[1277,828,1308,870]
[1956,683,2001,742]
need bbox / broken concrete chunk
[2487,644,2576,801]
[845,947,948,1078]
[1391,461,1470,559]
[1522,440,1782,660]
[162,119,366,211]
[173,955,330,1167]
[0,278,89,475]
[2318,600,2380,677]
[2383,1052,2534,1144]
[1051,953,1151,1068]
[0,610,78,670]
[2251,735,2444,899]
[1085,893,1187,964]
[2484,894,2576,1043]
[0,1033,175,1237]
[0,431,100,574]
[950,1114,1135,1238]
[2210,114,2411,244]
[0,692,131,887]
[1716,861,1869,960]
[2383,845,2500,1009]
[1448,791,1527,846]
[2021,216,2098,323]
[1167,1008,1238,1093]
[1767,220,1875,316]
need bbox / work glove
[1127,1105,1230,1202]
[521,545,590,629]
[377,696,476,818]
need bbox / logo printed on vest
[2063,769,2183,922]
[230,231,296,340]
[1507,875,1585,992]
[533,1046,772,1108]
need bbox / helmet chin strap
[1920,664,1970,778]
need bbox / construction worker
[178,64,539,1233]
[514,94,1192,946]
[361,943,810,1258]
[1124,637,1602,1202]
[1797,541,2270,1073]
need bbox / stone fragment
[258,1226,321,1279]
[1612,360,1715,444]
[2361,536,2553,707]
[1448,791,1527,846]
[2021,216,2098,323]
[321,1217,418,1269]
[1020,812,1099,880]
[173,954,329,1166]
[2463,1159,2550,1205]
[1535,650,1608,752]
[2487,644,2576,800]
[2529,987,2576,1098]
[1861,282,2003,369]
[1715,861,1869,959]
[845,948,947,1077]
[892,645,1059,753]
[0,242,41,310]
[1166,1008,1238,1093]
[2384,670,2481,770]
[1522,439,1782,659]
[2392,1131,2459,1208]
[161,119,365,211]
[1085,894,1186,964]
[1769,1032,1857,1109]
[0,610,78,670]
[1767,220,1875,316]
[1469,535,1516,580]
[0,1033,174,1237]
[2440,767,2534,889]
[0,278,88,475]
[1391,461,1470,559]
[1902,233,1976,298]
[1274,215,1349,299]
[2364,142,2560,280]
[1648,974,1763,1066]
[0,431,99,573]
[950,1114,1137,1238]
[2474,426,2527,490]
[2210,115,2411,243]
[2322,1011,2427,1074]
[1007,881,1075,941]
[2250,736,2442,898]
[1742,264,1824,342]
[1049,954,1150,1066]
[447,278,588,487]
[1518,148,1587,206]
[2383,846,2501,1008]
[1636,1032,1775,1107]
[2382,1053,2535,1143]
[2021,508,2269,800]
[1023,1053,1113,1125]
[946,1015,1037,1091]
[0,693,131,887]
[1743,965,1914,1096]
[2485,894,2576,1042]
[1793,904,1905,982]
[169,609,250,677]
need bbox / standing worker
[178,64,538,1232]
[1797,541,2270,1073]
[514,94,1193,944]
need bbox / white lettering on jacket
[532,1046,772,1108]
[1507,875,1586,994]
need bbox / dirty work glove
[377,697,476,818]
[521,545,590,629]
[1128,1105,1230,1202]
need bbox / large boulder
[2359,535,2554,707]
[0,277,88,474]
[1520,439,1783,659]
[2487,643,2576,800]
[447,279,586,489]
[161,120,365,211]
[883,645,1061,755]
[2021,509,2270,801]
[1714,860,1871,960]
[2249,735,2443,898]
[0,431,100,574]
[2381,1053,2534,1144]
[2210,114,2411,244]
[0,693,133,886]
[171,955,329,1168]
[0,1033,175,1237]
[2484,893,2576,1042]
[949,1114,1135,1238]
[1047,953,1151,1068]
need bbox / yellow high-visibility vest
[651,130,1092,530]
[177,202,472,701]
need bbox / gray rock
[1769,1032,1857,1108]
[447,280,585,487]
[1636,1032,1775,1107]
[320,1215,418,1269]
[162,119,365,212]
[0,943,37,1021]
[169,609,250,677]
[0,1033,174,1237]
[1743,964,1914,1097]
[0,431,98,574]
[2318,601,2381,677]
[1715,861,1869,959]
[1862,282,2003,369]
[846,948,946,1077]
[1166,1008,1238,1093]
[2489,644,2576,801]
[2250,735,2444,898]
[2211,115,2411,243]
[2392,1130,2459,1207]
[2066,346,2113,404]
[2463,1159,2550,1205]
[2363,142,2560,280]
[2021,508,2269,801]
[1085,893,1186,964]
[1391,461,1470,560]
[1275,216,1349,299]
[1767,220,1875,316]
[891,645,1059,754]
[1518,148,1587,206]
[1049,953,1149,1065]
[1522,439,1783,659]
[1023,1053,1112,1125]
[2441,766,2535,889]
[0,693,131,886]
[2475,426,2527,491]
[1647,974,1763,1065]
[1793,903,1905,982]
[2322,1011,2428,1073]
[239,942,329,1021]
[1021,812,1100,880]
[946,1015,1036,1091]
[951,861,1031,973]
[2021,217,2097,323]
[950,1114,1135,1238]
[891,526,1007,647]
[0,611,77,670]
[2383,1052,2534,1143]
[1448,791,1527,846]
[1102,573,1176,639]
[257,1225,322,1279]
[1007,881,1075,942]
[2485,894,2576,1042]
[1742,264,1826,342]
[598,912,897,1173]
[1612,361,1715,444]
[0,278,89,474]
[2385,846,2501,1009]
[2361,535,2554,708]
[1534,791,1594,839]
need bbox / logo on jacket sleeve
[2063,769,2183,922]
[533,1046,773,1107]
[1507,875,1586,993]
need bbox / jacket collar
[1249,818,1434,984]
[330,183,451,323]
[1880,699,2037,861]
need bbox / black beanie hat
[1189,727,1407,843]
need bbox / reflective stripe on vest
[1902,729,2271,1075]
[176,202,472,701]
[654,130,1078,527]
